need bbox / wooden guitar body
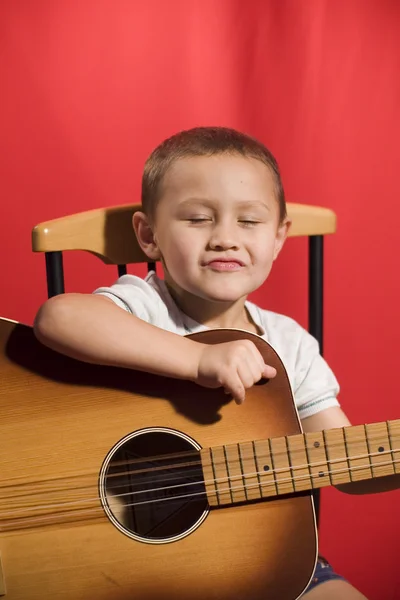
[0,318,317,600]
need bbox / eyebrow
[179,198,271,211]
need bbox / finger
[262,364,277,379]
[241,356,264,387]
[223,375,246,405]
[239,346,269,384]
[242,352,276,384]
[247,341,266,372]
[237,360,259,390]
[246,342,277,380]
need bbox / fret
[365,422,395,478]
[253,439,278,498]
[343,425,372,481]
[201,419,400,510]
[387,419,400,474]
[223,444,246,503]
[222,446,235,504]
[252,441,264,497]
[304,431,330,489]
[324,427,351,485]
[200,448,220,507]
[269,436,294,495]
[211,446,233,505]
[238,441,263,501]
[286,433,312,491]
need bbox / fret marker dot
[263,465,270,471]
[314,441,320,448]
[378,446,384,453]
[318,471,324,477]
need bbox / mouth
[204,259,245,272]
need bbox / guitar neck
[201,419,400,506]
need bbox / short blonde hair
[141,126,286,223]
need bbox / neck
[201,419,400,506]
[165,281,254,331]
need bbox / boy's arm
[34,293,276,404]
[34,293,203,379]
[302,406,400,494]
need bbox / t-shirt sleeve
[293,328,340,419]
[93,275,168,327]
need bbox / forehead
[160,154,277,202]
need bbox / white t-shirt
[94,272,340,419]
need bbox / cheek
[247,236,277,264]
[160,231,200,266]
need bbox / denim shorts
[305,556,346,593]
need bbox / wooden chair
[32,201,337,521]
[32,201,336,352]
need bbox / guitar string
[2,456,399,528]
[1,457,399,532]
[1,449,397,514]
[0,439,398,503]
[0,428,398,490]
[1,441,398,504]
[0,451,398,522]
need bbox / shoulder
[93,272,190,334]
[246,300,340,405]
[93,271,169,324]
[246,301,312,354]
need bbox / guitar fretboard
[200,419,400,506]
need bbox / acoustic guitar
[0,317,398,600]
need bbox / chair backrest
[32,202,336,267]
[32,201,337,523]
[31,200,336,365]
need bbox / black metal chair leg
[45,251,65,298]
[308,235,324,524]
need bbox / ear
[273,218,291,261]
[132,211,161,261]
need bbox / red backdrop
[1,1,399,598]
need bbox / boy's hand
[196,340,277,405]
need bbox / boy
[34,127,398,598]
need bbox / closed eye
[187,218,212,224]
[239,220,261,227]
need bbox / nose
[207,220,239,251]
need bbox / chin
[197,286,251,304]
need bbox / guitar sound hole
[99,428,209,545]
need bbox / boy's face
[136,154,289,306]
